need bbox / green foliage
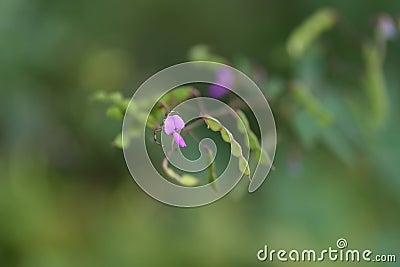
[93,91,129,119]
[93,87,197,148]
[291,81,334,125]
[162,157,199,186]
[287,8,337,59]
[93,91,142,146]
[2,1,400,266]
[148,86,196,129]
[188,45,226,63]
[205,148,217,191]
[93,5,395,181]
[362,43,388,128]
[106,106,124,120]
[0,0,400,267]
[112,133,124,148]
[204,116,250,178]
[235,110,272,166]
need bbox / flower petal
[163,115,176,135]
[216,67,234,88]
[208,67,234,98]
[170,115,185,130]
[173,132,186,147]
[164,114,185,135]
[208,84,229,98]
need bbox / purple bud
[208,67,234,98]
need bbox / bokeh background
[1,0,399,266]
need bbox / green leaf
[287,8,337,59]
[160,86,195,107]
[204,117,222,131]
[205,149,217,191]
[92,91,107,102]
[188,45,226,63]
[112,133,124,149]
[236,110,250,131]
[94,88,198,150]
[148,87,197,129]
[254,149,270,165]
[220,128,232,142]
[362,43,388,128]
[248,131,259,150]
[93,91,141,147]
[238,156,250,176]
[291,81,334,125]
[92,91,128,110]
[106,106,124,120]
[112,133,131,149]
[235,110,272,167]
[162,158,199,186]
[180,175,199,187]
[231,140,242,157]
[109,92,123,105]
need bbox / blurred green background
[1,0,399,266]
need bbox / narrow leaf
[162,158,199,186]
[287,8,337,59]
[235,110,272,167]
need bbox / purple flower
[164,114,186,147]
[377,14,397,40]
[208,67,234,98]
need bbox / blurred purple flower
[164,114,186,147]
[208,67,234,98]
[377,14,397,40]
